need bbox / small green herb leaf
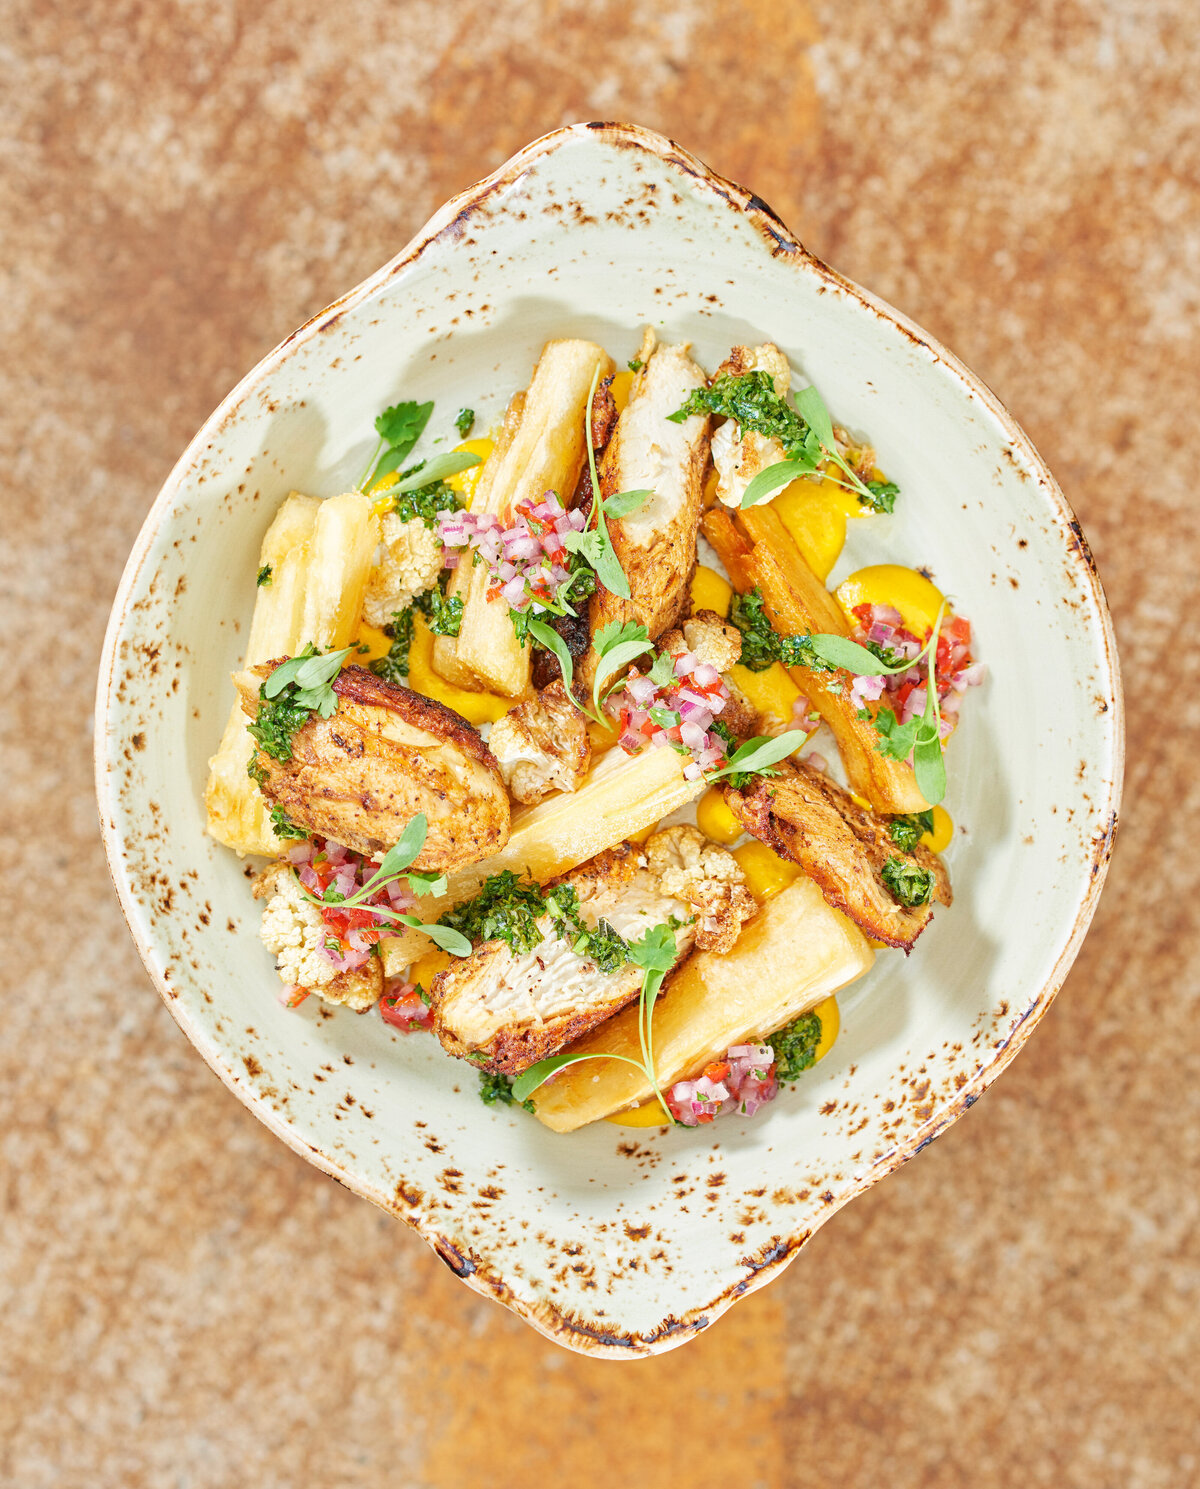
[455,407,475,437]
[705,730,809,786]
[604,488,652,519]
[391,451,480,492]
[405,920,472,956]
[793,384,836,449]
[257,564,273,587]
[805,634,892,675]
[510,1050,648,1105]
[740,459,815,508]
[527,618,576,699]
[881,857,935,907]
[376,400,434,456]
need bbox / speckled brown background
[3,0,1197,1484]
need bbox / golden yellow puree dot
[835,564,947,641]
[811,995,840,1061]
[606,1097,673,1128]
[351,623,394,664]
[689,563,733,618]
[772,480,850,582]
[922,804,954,853]
[407,615,514,725]
[609,370,635,412]
[696,787,742,846]
[409,947,451,990]
[728,661,803,732]
[732,840,801,903]
[446,437,495,506]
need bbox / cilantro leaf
[863,479,899,515]
[647,650,678,688]
[872,707,920,762]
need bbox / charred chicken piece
[430,830,755,1074]
[237,662,510,873]
[487,680,591,805]
[723,759,951,952]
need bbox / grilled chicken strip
[430,828,756,1074]
[578,330,712,686]
[710,342,793,509]
[723,760,951,951]
[237,662,510,873]
[486,680,591,805]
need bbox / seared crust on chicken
[487,681,591,805]
[238,662,510,872]
[430,830,754,1073]
[723,760,951,951]
[579,331,712,685]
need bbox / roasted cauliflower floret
[661,608,742,673]
[488,681,591,805]
[361,513,443,628]
[253,864,382,1011]
[645,824,757,953]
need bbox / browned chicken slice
[486,680,591,805]
[723,760,952,951]
[237,662,510,872]
[578,330,712,686]
[430,828,756,1074]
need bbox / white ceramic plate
[95,123,1123,1357]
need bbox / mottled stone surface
[2,1,1197,1485]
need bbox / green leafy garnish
[257,564,273,587]
[296,815,471,954]
[589,619,655,721]
[728,588,837,674]
[647,651,678,688]
[627,357,643,372]
[478,1071,536,1113]
[881,857,935,907]
[768,1010,823,1083]
[417,587,463,637]
[371,609,416,683]
[705,731,809,788]
[455,408,475,437]
[669,371,898,515]
[888,810,934,852]
[389,473,461,529]
[392,451,480,494]
[248,645,353,763]
[269,803,308,841]
[437,873,631,974]
[872,706,920,762]
[358,400,434,490]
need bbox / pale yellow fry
[454,340,614,696]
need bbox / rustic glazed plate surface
[95,123,1123,1356]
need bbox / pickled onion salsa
[287,837,416,973]
[437,492,587,613]
[666,1044,778,1126]
[847,603,985,735]
[606,650,733,780]
[379,980,434,1033]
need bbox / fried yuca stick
[530,875,874,1132]
[204,490,379,856]
[380,744,705,971]
[450,339,615,697]
[701,503,928,813]
[432,392,525,689]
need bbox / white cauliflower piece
[361,513,444,629]
[253,864,381,1011]
[679,610,742,672]
[646,825,758,954]
[488,681,591,805]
